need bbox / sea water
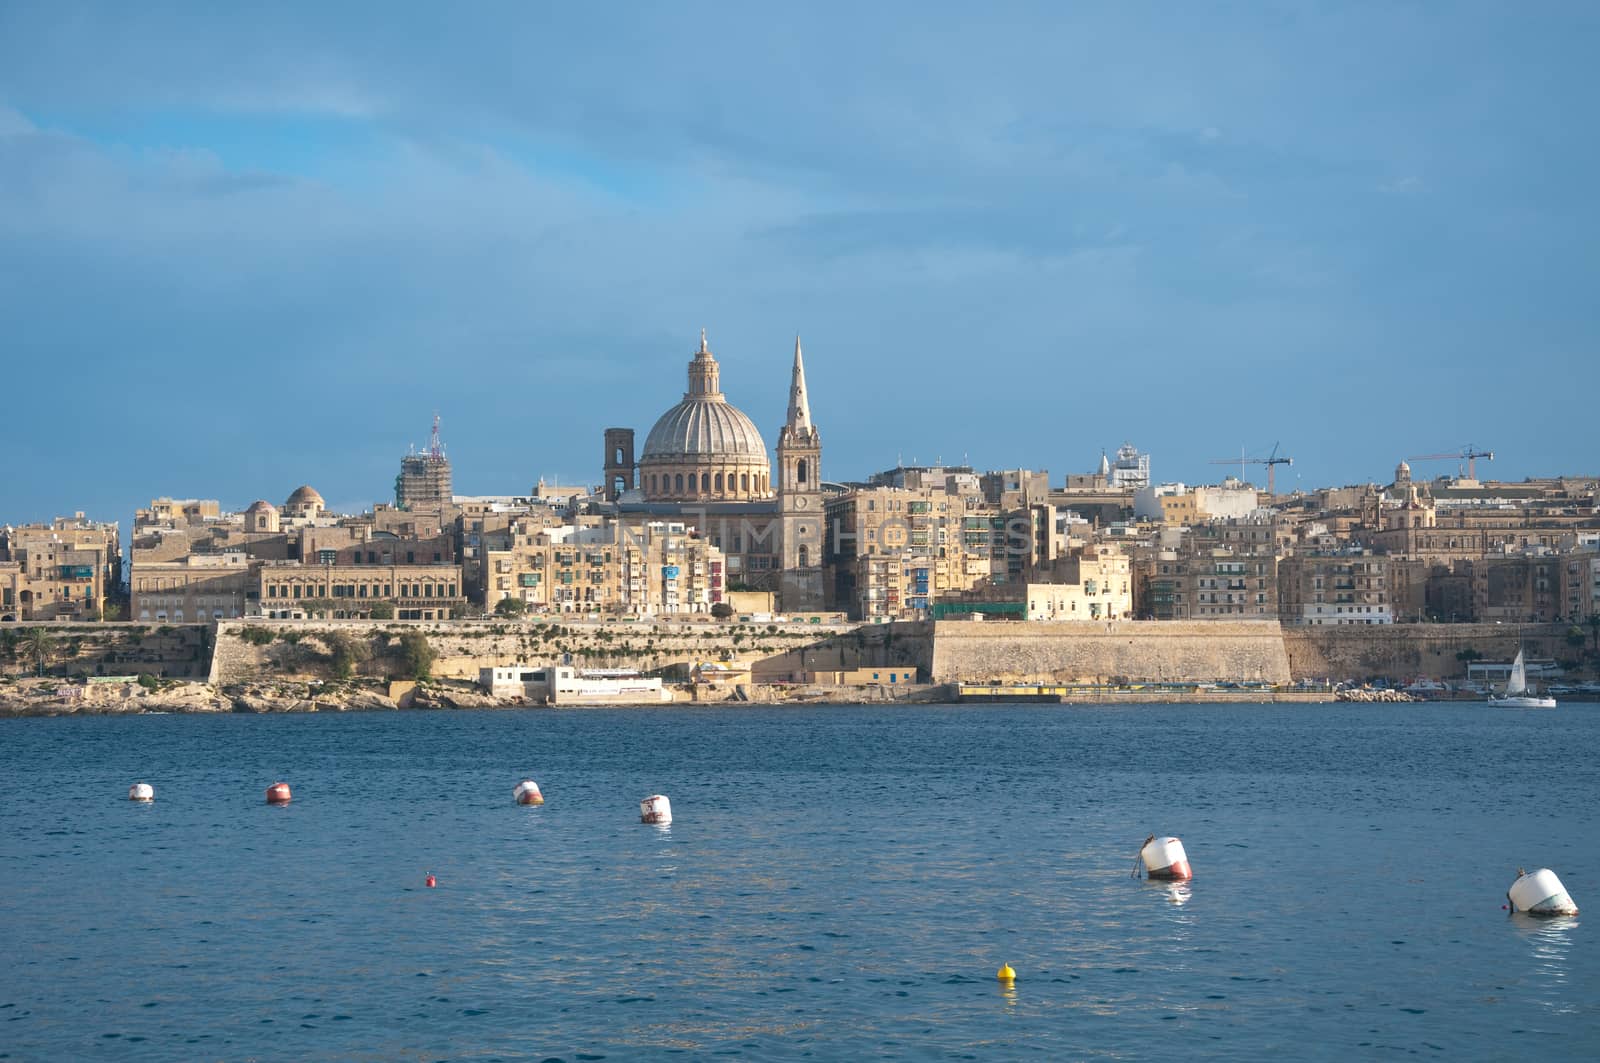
[2,703,1596,1060]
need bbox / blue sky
[2,3,1596,525]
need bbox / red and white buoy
[265,782,292,805]
[1508,867,1579,916]
[1139,835,1193,880]
[513,779,544,806]
[639,794,672,824]
[128,783,154,802]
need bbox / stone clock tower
[777,337,824,611]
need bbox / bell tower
[777,336,824,611]
[603,428,635,502]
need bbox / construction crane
[1208,442,1294,497]
[1407,444,1494,480]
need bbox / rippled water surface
[3,703,1598,1060]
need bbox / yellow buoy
[997,964,1015,982]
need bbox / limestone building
[1137,518,1279,620]
[0,515,122,621]
[1278,550,1393,625]
[132,551,253,623]
[256,556,463,620]
[823,480,1028,620]
[131,486,464,622]
[480,517,724,616]
[1024,544,1133,622]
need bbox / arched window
[741,473,749,492]
[798,545,809,567]
[675,473,684,494]
[701,472,710,493]
[715,472,723,492]
[614,446,625,465]
[797,459,808,484]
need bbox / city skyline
[0,327,1585,527]
[4,5,1597,524]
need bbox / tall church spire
[776,333,823,612]
[786,335,812,433]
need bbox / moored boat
[1487,649,1556,709]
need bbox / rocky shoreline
[0,676,938,716]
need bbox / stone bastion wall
[1,624,211,679]
[203,619,1580,687]
[1281,622,1572,682]
[924,620,1293,684]
[208,619,879,685]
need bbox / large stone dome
[641,399,768,463]
[639,331,773,502]
[283,484,325,519]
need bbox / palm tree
[22,627,54,677]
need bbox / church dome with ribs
[639,331,772,502]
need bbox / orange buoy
[265,782,293,805]
[513,779,544,805]
[425,873,436,888]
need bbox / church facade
[602,331,825,611]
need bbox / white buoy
[1508,867,1579,916]
[513,779,544,806]
[1139,835,1193,881]
[640,794,672,824]
[128,783,154,802]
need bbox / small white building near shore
[479,664,670,704]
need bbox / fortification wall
[2,624,210,679]
[926,620,1292,684]
[209,619,876,685]
[206,618,1588,690]
[1283,623,1572,682]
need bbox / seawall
[1282,623,1573,682]
[186,618,1587,690]
[926,620,1293,684]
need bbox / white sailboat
[1487,648,1556,709]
